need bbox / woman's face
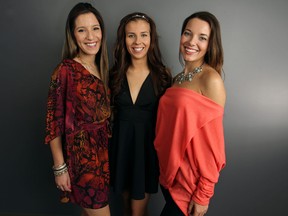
[125,19,151,61]
[180,18,210,64]
[74,12,102,57]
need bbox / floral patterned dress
[45,59,111,209]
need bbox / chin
[86,50,100,55]
[183,57,196,62]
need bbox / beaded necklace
[175,62,205,84]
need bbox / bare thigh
[131,193,150,216]
[82,205,110,216]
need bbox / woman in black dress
[109,12,171,216]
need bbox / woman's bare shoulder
[199,65,226,107]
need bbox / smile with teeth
[86,42,97,47]
[133,47,144,52]
[185,46,198,53]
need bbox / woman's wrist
[52,162,68,176]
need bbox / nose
[86,30,94,40]
[134,36,141,44]
[188,35,197,45]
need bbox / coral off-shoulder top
[154,87,226,215]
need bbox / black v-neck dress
[109,73,159,199]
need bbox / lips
[133,47,144,52]
[86,42,97,47]
[185,46,198,54]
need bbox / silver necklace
[78,56,96,71]
[175,62,205,84]
[77,56,99,82]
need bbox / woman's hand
[188,200,208,216]
[55,172,71,192]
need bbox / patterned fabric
[45,59,111,209]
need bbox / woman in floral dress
[45,3,110,216]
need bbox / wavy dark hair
[109,12,171,104]
[180,11,224,76]
[62,2,109,91]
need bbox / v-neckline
[126,73,150,105]
[72,59,102,82]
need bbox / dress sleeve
[191,115,226,205]
[44,64,68,144]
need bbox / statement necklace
[175,62,205,84]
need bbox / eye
[141,33,148,37]
[77,29,85,33]
[93,26,101,31]
[199,36,208,41]
[183,31,191,36]
[127,34,135,38]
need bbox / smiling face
[180,18,211,66]
[125,19,151,61]
[73,12,102,57]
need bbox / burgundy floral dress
[45,59,111,209]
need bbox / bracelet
[52,163,67,171]
[54,166,68,176]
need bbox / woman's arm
[49,136,71,192]
[200,69,226,108]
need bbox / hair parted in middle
[109,12,171,104]
[62,2,109,90]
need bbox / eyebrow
[126,31,149,34]
[184,29,209,37]
[75,24,100,29]
[200,33,209,37]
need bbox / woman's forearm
[49,136,65,166]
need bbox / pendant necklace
[77,56,99,82]
[175,62,205,84]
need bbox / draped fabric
[154,87,226,215]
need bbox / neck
[184,60,204,73]
[78,53,96,65]
[129,59,149,73]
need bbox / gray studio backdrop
[0,0,287,215]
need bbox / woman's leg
[122,191,150,216]
[82,205,110,216]
[131,193,150,216]
[160,186,184,216]
[122,191,132,216]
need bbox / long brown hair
[180,11,224,76]
[109,12,171,104]
[62,2,109,90]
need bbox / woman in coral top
[45,3,111,216]
[154,11,226,216]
